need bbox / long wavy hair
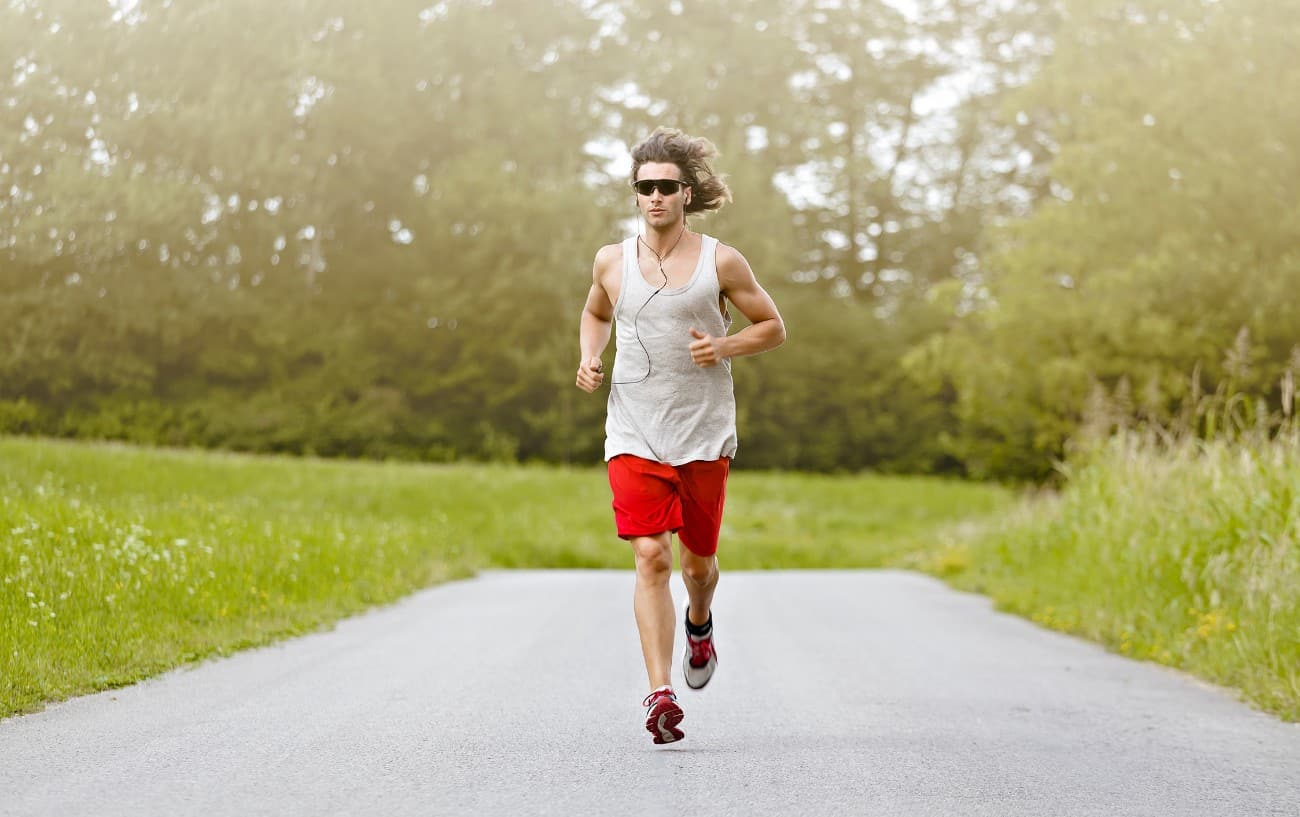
[630,127,732,216]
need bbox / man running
[575,127,786,744]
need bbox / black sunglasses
[632,179,686,197]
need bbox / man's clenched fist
[576,356,604,392]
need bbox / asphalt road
[2,570,1298,817]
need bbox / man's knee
[631,534,672,580]
[680,552,717,587]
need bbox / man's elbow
[770,317,787,348]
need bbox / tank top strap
[617,236,640,311]
[622,236,638,278]
[700,235,720,291]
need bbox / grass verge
[906,431,1300,721]
[0,436,1009,718]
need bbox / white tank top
[604,234,738,465]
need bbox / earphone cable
[609,274,666,386]
[609,223,687,387]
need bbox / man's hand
[575,356,604,392]
[688,327,728,368]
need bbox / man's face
[634,161,689,228]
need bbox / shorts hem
[677,538,718,558]
[617,525,682,541]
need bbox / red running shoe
[642,686,685,744]
[682,610,718,690]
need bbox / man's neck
[641,221,690,257]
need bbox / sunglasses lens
[634,180,682,196]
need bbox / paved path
[2,570,1298,816]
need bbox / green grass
[9,432,1297,723]
[906,431,1300,721]
[0,436,1010,718]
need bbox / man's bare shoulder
[715,242,756,285]
[715,242,747,267]
[593,241,623,279]
[595,241,623,265]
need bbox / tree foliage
[915,0,1300,477]
[1,0,1288,479]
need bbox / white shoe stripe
[656,712,675,741]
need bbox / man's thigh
[675,457,730,557]
[608,454,684,539]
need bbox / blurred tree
[1,0,621,462]
[24,0,1289,481]
[920,0,1300,478]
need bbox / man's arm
[576,244,619,392]
[688,244,786,368]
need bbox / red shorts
[607,454,731,556]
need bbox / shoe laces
[687,633,714,668]
[643,687,676,708]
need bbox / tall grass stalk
[929,429,1300,720]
